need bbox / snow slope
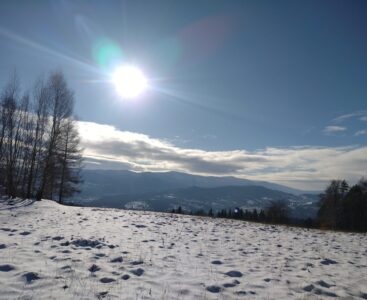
[0,198,366,299]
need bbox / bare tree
[26,77,49,198]
[14,93,32,197]
[1,73,20,197]
[36,71,74,200]
[318,180,345,229]
[0,70,82,202]
[266,200,290,224]
[57,117,83,203]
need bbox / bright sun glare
[111,65,147,98]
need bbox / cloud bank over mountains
[78,121,367,190]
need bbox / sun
[111,65,147,98]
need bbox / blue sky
[0,0,366,190]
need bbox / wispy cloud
[355,129,367,136]
[203,134,217,140]
[323,125,346,135]
[78,121,367,190]
[333,110,367,123]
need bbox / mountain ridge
[76,172,320,219]
[80,169,317,197]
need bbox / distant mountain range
[73,170,320,219]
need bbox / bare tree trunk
[37,71,73,201]
[27,78,48,199]
[58,120,70,203]
[2,74,19,197]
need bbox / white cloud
[332,111,367,122]
[203,134,217,140]
[355,129,367,136]
[360,116,367,122]
[323,125,346,135]
[77,121,367,191]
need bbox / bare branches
[0,70,82,201]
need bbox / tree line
[171,199,290,224]
[318,179,367,231]
[171,179,367,232]
[0,71,82,203]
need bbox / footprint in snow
[0,228,12,232]
[223,280,240,288]
[236,291,256,295]
[99,277,115,283]
[95,253,106,258]
[206,285,222,293]
[0,264,15,272]
[134,224,147,228]
[19,231,31,236]
[225,270,243,278]
[0,244,6,249]
[320,259,338,265]
[211,260,222,265]
[303,284,314,292]
[313,288,337,297]
[22,272,40,284]
[60,266,73,273]
[317,280,333,288]
[89,264,101,273]
[131,268,144,276]
[121,274,130,280]
[97,291,109,299]
[110,256,123,263]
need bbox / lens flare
[112,65,147,98]
[93,38,124,70]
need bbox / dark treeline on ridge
[172,179,367,232]
[0,71,82,203]
[318,179,367,232]
[171,200,297,226]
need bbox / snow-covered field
[0,199,366,300]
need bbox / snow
[0,198,366,299]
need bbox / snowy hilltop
[0,198,366,299]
